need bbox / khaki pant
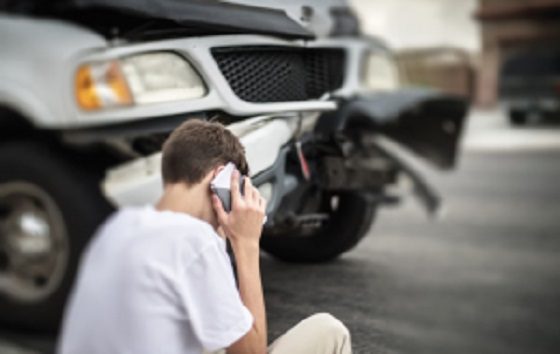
[209,313,352,354]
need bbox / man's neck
[156,183,215,228]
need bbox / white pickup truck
[0,0,467,331]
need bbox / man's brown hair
[161,119,249,185]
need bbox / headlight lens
[121,53,206,105]
[363,52,400,91]
[75,52,206,111]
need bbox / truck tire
[260,192,376,262]
[0,142,112,332]
[509,109,527,126]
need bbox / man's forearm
[227,241,267,354]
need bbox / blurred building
[350,0,478,100]
[475,0,560,106]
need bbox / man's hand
[211,168,268,354]
[212,169,266,247]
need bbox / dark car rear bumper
[316,88,469,169]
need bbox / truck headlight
[75,52,206,111]
[363,52,400,92]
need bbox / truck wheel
[0,142,112,332]
[261,192,376,262]
[509,109,527,126]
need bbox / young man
[58,119,352,354]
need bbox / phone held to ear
[210,162,244,213]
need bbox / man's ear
[211,164,226,179]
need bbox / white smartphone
[210,162,244,212]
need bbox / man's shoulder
[116,206,222,257]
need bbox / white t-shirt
[58,206,253,354]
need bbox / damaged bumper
[314,88,468,215]
[317,88,469,169]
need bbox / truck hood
[1,0,314,40]
[223,0,361,37]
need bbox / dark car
[500,48,560,125]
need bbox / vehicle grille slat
[212,47,345,103]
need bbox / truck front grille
[212,47,345,103]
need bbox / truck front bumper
[101,114,303,207]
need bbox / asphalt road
[263,109,560,353]
[1,109,560,353]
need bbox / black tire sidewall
[261,192,376,262]
[509,109,527,126]
[0,142,112,333]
